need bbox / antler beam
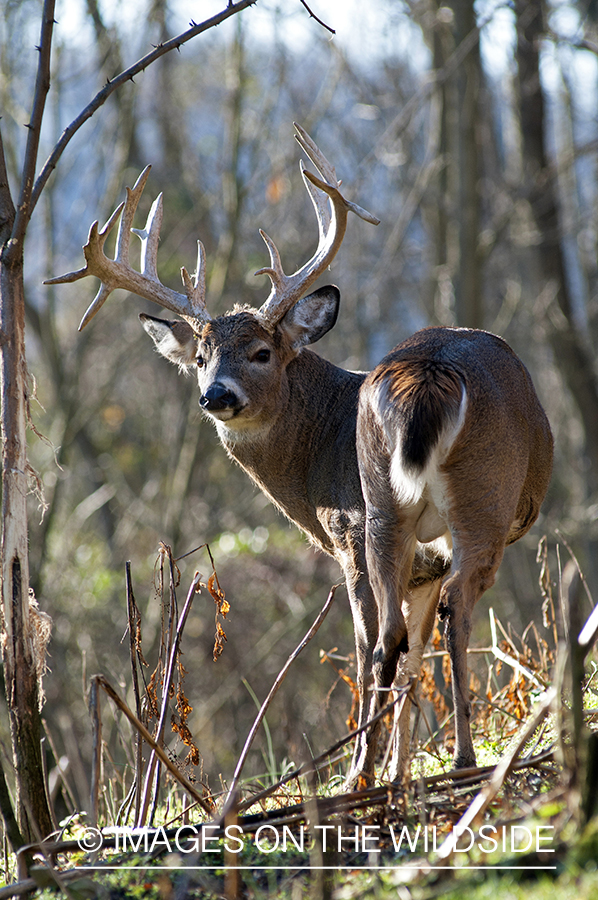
[47,126,378,333]
[45,166,211,331]
[256,123,380,327]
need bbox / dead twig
[88,676,102,829]
[125,562,144,825]
[91,675,212,814]
[489,607,547,689]
[139,562,202,826]
[224,584,339,811]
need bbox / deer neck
[216,350,366,556]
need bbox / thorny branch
[27,1,258,219]
[5,0,56,259]
[0,133,16,248]
[298,0,336,35]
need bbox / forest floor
[2,547,598,899]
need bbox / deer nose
[200,383,239,412]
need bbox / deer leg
[439,542,504,768]
[386,576,442,783]
[344,573,379,786]
[356,438,417,778]
[355,406,409,694]
[365,504,414,697]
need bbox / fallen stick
[435,687,557,861]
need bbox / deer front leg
[342,563,380,788]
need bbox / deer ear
[140,313,197,367]
[279,286,340,349]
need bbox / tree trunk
[449,0,482,328]
[0,245,54,842]
[431,1,483,328]
[0,1,55,840]
[515,0,598,494]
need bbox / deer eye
[253,348,271,364]
[196,355,205,368]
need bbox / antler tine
[294,124,380,226]
[44,202,124,288]
[78,282,113,332]
[131,192,163,281]
[181,240,209,319]
[300,160,331,244]
[257,124,379,327]
[293,122,338,186]
[254,229,285,285]
[117,166,152,264]
[45,165,212,331]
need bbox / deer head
[47,125,378,442]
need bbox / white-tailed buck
[48,125,553,786]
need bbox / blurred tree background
[1,0,597,809]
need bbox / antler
[45,166,211,331]
[256,123,380,327]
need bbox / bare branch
[0,132,16,247]
[298,0,336,35]
[30,0,257,218]
[7,0,56,258]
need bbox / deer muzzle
[199,383,241,413]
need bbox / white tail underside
[377,386,469,511]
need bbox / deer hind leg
[385,576,442,783]
[356,421,417,734]
[364,502,415,697]
[439,540,506,768]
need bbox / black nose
[199,384,239,411]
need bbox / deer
[47,124,554,788]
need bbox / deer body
[357,326,552,773]
[49,126,553,786]
[212,345,365,560]
[141,306,553,782]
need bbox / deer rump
[360,326,547,548]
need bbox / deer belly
[415,499,448,543]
